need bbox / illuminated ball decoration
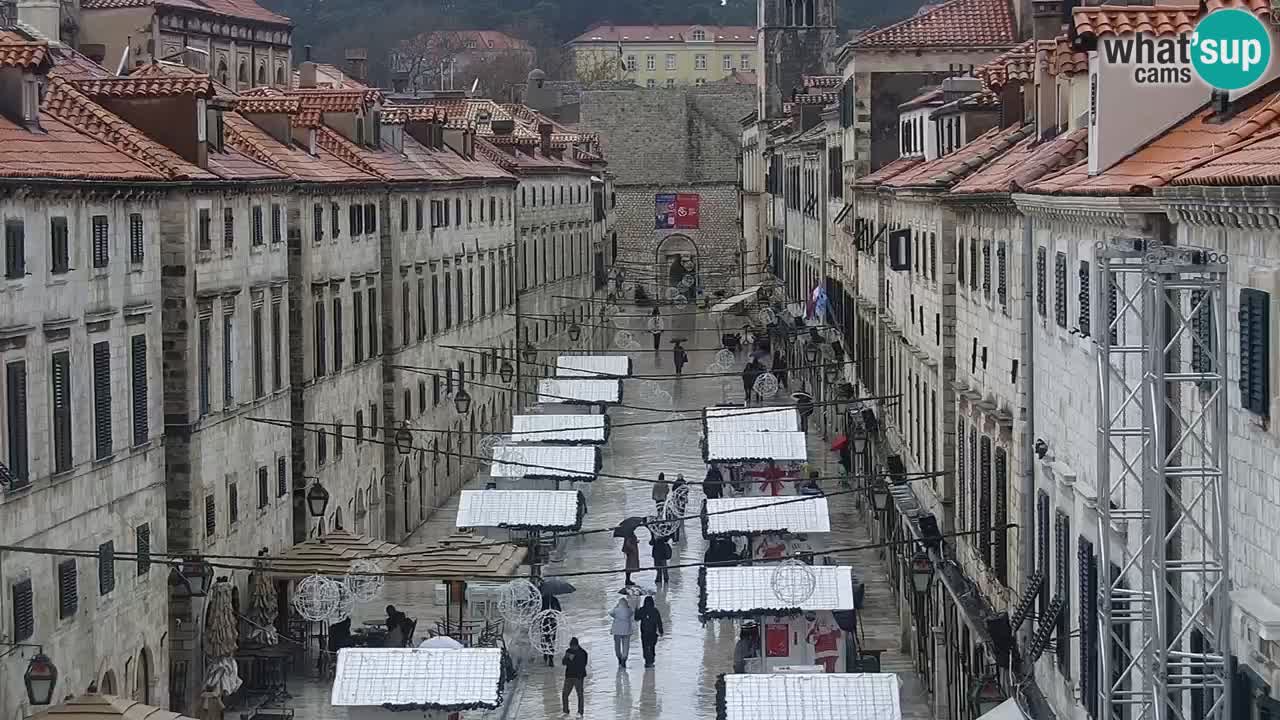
[716,349,735,367]
[293,574,341,622]
[528,609,571,655]
[770,559,817,605]
[753,372,781,399]
[496,579,543,627]
[344,558,385,602]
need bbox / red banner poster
[674,193,700,229]
[765,622,790,657]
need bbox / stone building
[756,0,838,119]
[0,31,170,718]
[581,83,754,296]
[568,24,755,88]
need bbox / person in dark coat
[672,341,688,375]
[623,533,640,584]
[650,534,672,584]
[703,465,724,500]
[541,593,562,666]
[741,360,763,406]
[635,597,665,668]
[562,637,588,716]
[772,352,789,389]
[650,306,663,351]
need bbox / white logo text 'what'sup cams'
[1100,31,1267,86]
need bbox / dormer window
[21,77,40,128]
[690,29,706,41]
[370,110,382,148]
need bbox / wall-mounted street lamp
[804,342,819,364]
[499,359,515,384]
[909,550,935,596]
[395,423,414,455]
[454,383,473,415]
[168,555,214,598]
[568,323,582,342]
[869,479,890,513]
[306,481,330,518]
[520,341,538,364]
[24,652,57,706]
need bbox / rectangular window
[1055,509,1072,674]
[419,380,427,412]
[695,54,706,70]
[222,207,234,250]
[979,435,992,567]
[271,203,282,243]
[277,457,287,497]
[402,283,410,347]
[666,54,676,70]
[997,242,1007,306]
[251,206,264,246]
[316,426,327,466]
[367,287,378,356]
[1055,251,1069,327]
[50,217,69,273]
[353,291,365,363]
[349,204,362,236]
[222,310,234,403]
[415,198,424,231]
[646,54,656,70]
[957,236,966,290]
[92,215,109,268]
[205,493,216,537]
[331,202,340,238]
[198,316,211,415]
[314,299,326,377]
[1078,261,1091,336]
[479,268,486,316]
[355,409,364,443]
[11,578,33,641]
[135,523,151,575]
[271,299,282,391]
[431,274,440,334]
[98,541,115,596]
[130,335,148,445]
[1036,246,1047,317]
[444,271,453,330]
[57,559,77,619]
[1240,288,1271,416]
[400,198,409,232]
[417,278,427,340]
[5,361,29,487]
[5,219,29,280]
[1191,288,1215,381]
[257,466,269,508]
[333,296,343,371]
[455,267,463,326]
[364,203,376,235]
[312,204,323,243]
[993,446,1009,585]
[252,307,264,398]
[740,53,751,69]
[722,54,732,70]
[969,238,979,290]
[228,479,239,524]
[625,55,636,71]
[129,213,144,263]
[432,375,440,405]
[51,351,72,473]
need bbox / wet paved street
[285,307,934,719]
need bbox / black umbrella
[540,578,577,596]
[614,516,647,537]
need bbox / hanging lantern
[306,481,330,518]
[870,480,890,513]
[394,424,413,455]
[970,674,1006,715]
[851,426,869,455]
[24,653,57,706]
[824,363,840,382]
[568,323,582,342]
[499,359,514,383]
[454,385,473,415]
[169,555,214,598]
[910,550,934,595]
[520,342,538,363]
[804,342,819,364]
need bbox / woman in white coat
[610,598,635,668]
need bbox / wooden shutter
[1054,509,1071,674]
[1191,288,1214,379]
[333,296,343,371]
[258,466,268,508]
[1079,536,1099,718]
[969,429,979,536]
[402,283,410,347]
[92,215,109,268]
[277,457,287,497]
[956,423,966,532]
[271,300,282,391]
[400,199,409,232]
[223,207,234,248]
[313,204,323,243]
[5,218,24,279]
[271,204,282,243]
[57,558,77,619]
[50,216,69,273]
[997,242,1007,306]
[92,341,112,459]
[1108,272,1119,345]
[129,213,144,263]
[1055,251,1068,327]
[353,291,364,362]
[252,205,263,245]
[131,335,148,446]
[198,317,211,415]
[364,203,376,233]
[1079,261,1092,336]
[252,307,264,398]
[205,494,216,537]
[98,540,115,595]
[314,300,326,377]
[136,523,151,575]
[367,287,378,355]
[1036,246,1047,317]
[1239,288,1271,417]
[979,436,992,567]
[982,240,991,296]
[222,311,234,403]
[331,202,340,237]
[51,351,72,473]
[993,446,1009,585]
[417,279,427,340]
[6,360,28,487]
[431,275,440,334]
[200,208,213,250]
[1038,491,1051,615]
[11,578,33,641]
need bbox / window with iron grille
[993,447,1008,585]
[228,479,239,524]
[333,296,343,371]
[957,236,966,292]
[11,578,33,641]
[222,310,234,404]
[5,219,26,279]
[419,381,427,412]
[128,213,144,264]
[1190,288,1214,383]
[135,523,150,575]
[314,299,326,377]
[402,283,410,347]
[92,215,109,268]
[92,341,112,459]
[970,239,979,291]
[956,423,966,531]
[5,360,29,488]
[330,202,340,238]
[1036,246,1047,317]
[1055,509,1071,674]
[1055,251,1068,327]
[982,240,992,297]
[455,267,463,325]
[997,242,1007,306]
[349,204,362,236]
[98,541,115,595]
[336,420,344,457]
[277,456,287,497]
[50,217,69,274]
[367,287,378,355]
[198,316,211,416]
[257,466,269,508]
[251,206,263,246]
[312,204,323,243]
[271,204,282,244]
[223,207,234,250]
[205,493,216,537]
[1079,536,1099,718]
[1037,491,1050,614]
[57,558,77,619]
[353,291,365,362]
[431,274,440,334]
[51,351,72,473]
[1079,261,1091,336]
[969,426,978,544]
[929,232,936,281]
[130,335,148,445]
[979,436,992,567]
[1240,288,1270,417]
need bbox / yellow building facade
[569,24,756,87]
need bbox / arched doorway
[334,506,344,531]
[654,234,700,299]
[100,669,117,695]
[135,647,152,703]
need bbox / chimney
[1031,0,1066,44]
[344,48,368,82]
[538,121,552,157]
[15,0,59,45]
[998,82,1025,128]
[299,57,317,89]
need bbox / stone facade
[756,0,838,119]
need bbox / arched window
[216,59,228,85]
[256,63,266,85]
[237,59,248,85]
[784,0,793,25]
[804,0,815,25]
[274,65,285,86]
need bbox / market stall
[701,495,831,564]
[703,405,800,434]
[330,647,504,720]
[510,414,609,445]
[536,377,623,412]
[455,489,587,574]
[488,445,600,490]
[702,430,808,498]
[556,354,633,378]
[715,672,902,720]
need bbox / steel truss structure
[1096,240,1231,720]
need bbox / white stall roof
[704,430,808,462]
[704,406,800,433]
[511,414,607,444]
[705,496,831,536]
[330,648,503,709]
[538,378,622,404]
[702,565,854,616]
[556,354,632,378]
[720,673,902,720]
[711,283,763,314]
[456,490,582,529]
[490,445,598,480]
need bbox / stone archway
[135,647,152,703]
[100,669,117,695]
[654,234,700,299]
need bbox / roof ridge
[314,126,383,178]
[935,123,1036,185]
[222,119,287,173]
[852,0,1014,48]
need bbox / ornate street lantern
[870,479,890,512]
[168,555,214,598]
[910,550,934,595]
[306,481,330,518]
[970,674,1006,715]
[851,425,869,455]
[804,342,819,364]
[520,342,538,363]
[394,423,413,455]
[24,653,57,706]
[499,359,515,384]
[824,362,840,382]
[568,323,582,342]
[454,385,473,415]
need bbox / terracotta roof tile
[72,75,214,98]
[314,127,427,182]
[1073,0,1271,39]
[1043,35,1087,76]
[900,87,944,111]
[951,128,1089,194]
[206,146,288,180]
[80,0,291,26]
[1167,126,1280,186]
[381,105,446,125]
[222,112,373,183]
[854,157,923,188]
[234,96,301,114]
[401,134,515,182]
[294,89,373,113]
[851,0,1017,50]
[885,123,1035,189]
[0,112,167,181]
[0,30,50,70]
[1030,89,1280,195]
[976,39,1036,91]
[570,24,756,43]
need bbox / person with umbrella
[650,306,663,352]
[635,597,665,668]
[649,533,672,585]
[622,532,640,585]
[794,391,815,432]
[672,340,688,376]
[562,637,589,716]
[741,359,763,406]
[651,472,669,516]
[541,590,562,667]
[610,598,635,667]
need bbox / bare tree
[393,29,471,91]
[573,49,625,84]
[466,50,534,100]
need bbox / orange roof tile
[234,96,301,114]
[381,105,446,125]
[294,89,372,114]
[1073,0,1271,39]
[72,75,214,98]
[854,157,923,188]
[850,0,1017,50]
[885,123,1036,189]
[1167,126,1280,186]
[0,112,167,181]
[0,30,50,70]
[1043,35,1087,76]
[80,0,290,26]
[951,128,1089,194]
[977,39,1036,91]
[401,134,515,183]
[1029,89,1280,195]
[207,146,288,181]
[222,112,373,183]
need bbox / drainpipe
[1018,211,1037,651]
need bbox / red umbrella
[831,434,849,451]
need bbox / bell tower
[757,0,838,118]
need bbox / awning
[490,444,599,480]
[331,648,503,711]
[711,283,764,314]
[704,405,800,433]
[265,528,402,578]
[703,430,808,463]
[538,377,623,405]
[700,565,855,619]
[33,694,198,720]
[556,354,633,378]
[390,532,527,581]
[977,699,1030,720]
[717,673,901,720]
[510,414,607,444]
[703,496,830,536]
[456,489,585,531]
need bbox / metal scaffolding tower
[1096,240,1231,720]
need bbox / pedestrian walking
[635,597,665,668]
[610,598,635,667]
[650,534,672,584]
[622,533,640,585]
[652,472,669,516]
[542,592,562,666]
[703,464,724,500]
[561,637,588,716]
[672,341,688,375]
[772,352,789,389]
[650,306,663,351]
[733,625,760,673]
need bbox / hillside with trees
[263,0,928,87]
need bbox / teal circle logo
[1191,9,1272,91]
